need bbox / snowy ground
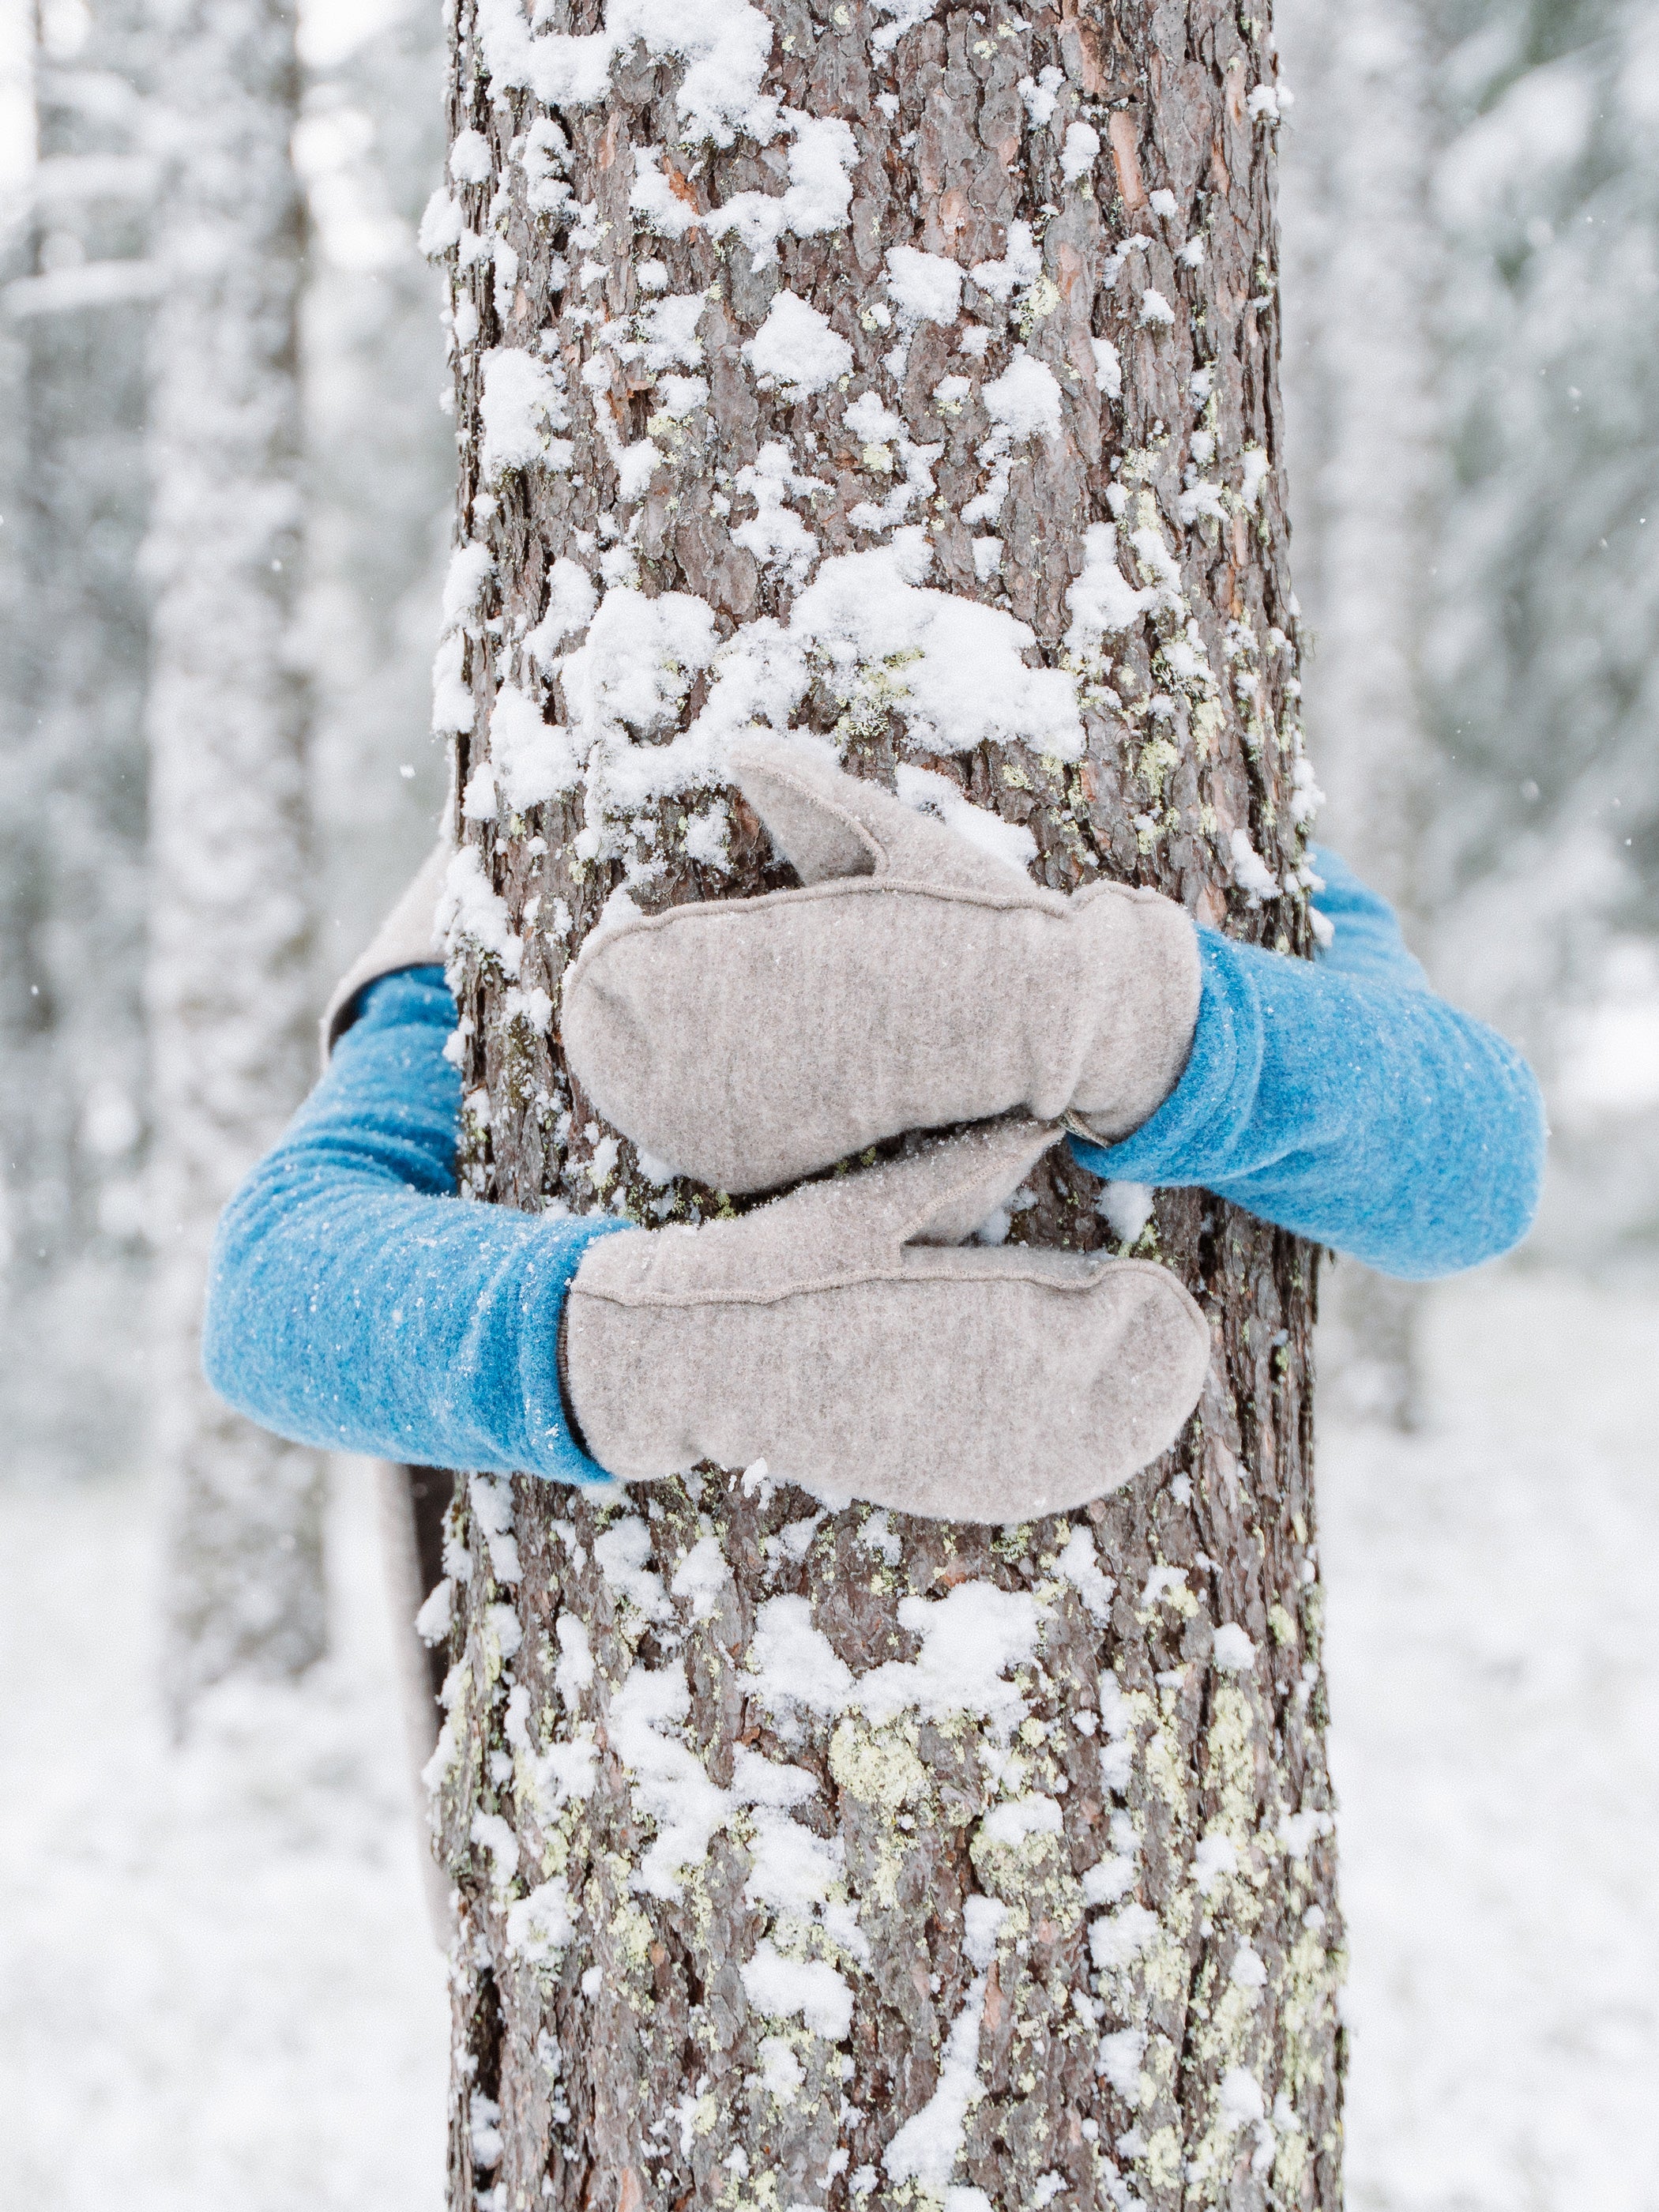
[1322,1269,1659,2212]
[0,1463,448,2210]
[2,1266,1654,2211]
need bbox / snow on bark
[431,0,1342,2204]
[145,0,324,1715]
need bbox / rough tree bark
[145,0,325,1718]
[428,0,1343,2205]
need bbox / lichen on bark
[426,0,1343,2204]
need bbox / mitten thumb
[732,733,1047,900]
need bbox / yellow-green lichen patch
[829,1714,927,1811]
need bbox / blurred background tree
[0,0,450,1699]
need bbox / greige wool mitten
[562,735,1201,1194]
[562,1117,1209,1521]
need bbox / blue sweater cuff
[203,966,630,1486]
[1068,922,1546,1280]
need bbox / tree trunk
[145,0,325,1720]
[430,1,1343,2205]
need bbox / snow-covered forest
[0,0,1654,2203]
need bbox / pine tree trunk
[145,0,325,1719]
[430,1,1342,2204]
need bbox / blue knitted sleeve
[1066,845,1547,1277]
[201,967,625,1482]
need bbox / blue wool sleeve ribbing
[1066,846,1547,1278]
[201,967,625,1482]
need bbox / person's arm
[206,961,1209,1518]
[1066,851,1547,1279]
[202,966,623,1482]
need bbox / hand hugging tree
[425,0,1341,2204]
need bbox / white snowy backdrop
[1,0,1655,2206]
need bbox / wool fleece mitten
[562,1115,1209,1520]
[562,735,1202,1194]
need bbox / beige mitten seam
[573,1249,1201,1315]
